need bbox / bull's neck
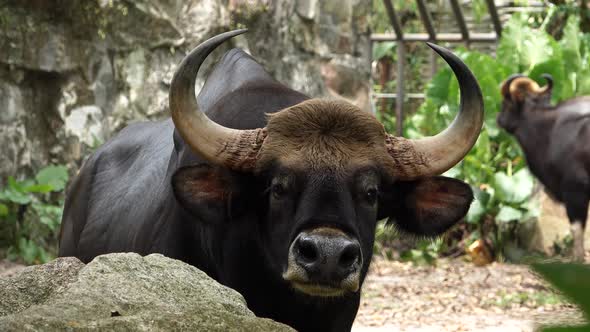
[514,110,558,177]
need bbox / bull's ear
[172,165,247,223]
[378,176,473,236]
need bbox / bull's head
[497,74,553,133]
[170,30,483,297]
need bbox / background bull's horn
[386,43,484,179]
[169,29,266,172]
[508,76,551,101]
[539,73,553,93]
[501,73,526,98]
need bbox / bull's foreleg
[571,221,586,262]
[563,190,588,262]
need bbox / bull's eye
[365,187,378,205]
[272,183,286,199]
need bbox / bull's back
[59,119,179,262]
[545,104,590,197]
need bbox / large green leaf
[560,16,582,73]
[0,203,8,217]
[373,42,396,61]
[521,199,540,220]
[542,326,590,332]
[24,184,54,194]
[494,169,534,204]
[472,131,492,163]
[425,68,452,103]
[2,177,32,205]
[529,59,569,102]
[512,168,535,200]
[32,203,63,232]
[496,205,523,222]
[467,187,491,224]
[576,63,590,95]
[35,165,69,192]
[532,263,590,323]
[497,16,527,73]
[497,15,556,73]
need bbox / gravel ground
[1,258,586,331]
[352,258,587,332]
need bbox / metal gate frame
[371,0,503,136]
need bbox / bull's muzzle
[282,228,362,297]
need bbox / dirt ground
[352,257,587,332]
[1,258,586,331]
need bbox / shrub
[0,165,68,264]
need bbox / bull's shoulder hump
[218,48,276,83]
[556,96,590,112]
[198,48,309,128]
[199,48,276,100]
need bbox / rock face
[520,189,590,255]
[0,253,294,331]
[0,0,370,181]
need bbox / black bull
[498,74,590,261]
[59,30,483,331]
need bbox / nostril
[296,238,318,263]
[338,244,360,268]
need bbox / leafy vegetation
[375,13,590,262]
[0,166,68,264]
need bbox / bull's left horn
[386,43,484,179]
[169,29,266,172]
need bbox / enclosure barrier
[371,0,545,135]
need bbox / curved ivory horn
[387,43,484,179]
[501,73,525,98]
[508,76,552,101]
[169,29,266,172]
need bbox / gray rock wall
[0,0,370,180]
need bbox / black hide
[498,94,590,228]
[59,47,472,332]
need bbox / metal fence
[371,0,545,135]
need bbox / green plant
[373,222,399,260]
[0,165,68,264]
[373,42,396,63]
[380,14,590,260]
[553,234,574,257]
[533,263,590,331]
[399,238,444,266]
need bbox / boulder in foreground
[0,253,294,331]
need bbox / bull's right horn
[386,43,484,179]
[169,29,266,172]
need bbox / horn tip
[425,42,441,51]
[425,42,454,61]
[228,28,249,37]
